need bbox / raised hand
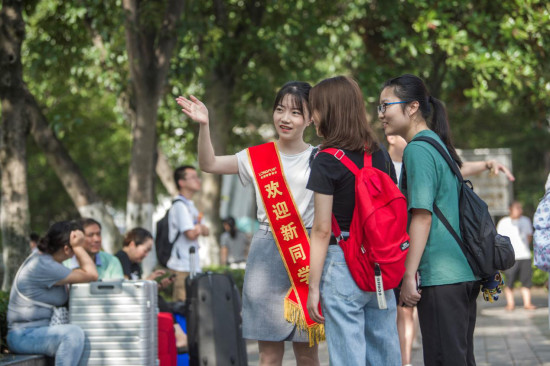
[69,230,85,249]
[486,160,515,181]
[175,95,209,125]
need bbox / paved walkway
[247,287,550,365]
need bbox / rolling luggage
[186,248,247,366]
[158,312,177,366]
[69,280,158,366]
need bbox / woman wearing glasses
[379,74,480,366]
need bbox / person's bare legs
[173,323,187,349]
[521,287,537,309]
[397,305,416,365]
[259,341,285,366]
[293,342,319,366]
[504,286,515,310]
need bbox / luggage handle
[189,246,196,280]
[90,280,123,294]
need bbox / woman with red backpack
[306,75,401,365]
[379,74,480,366]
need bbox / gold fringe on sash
[284,297,326,347]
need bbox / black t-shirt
[115,250,142,280]
[307,145,396,232]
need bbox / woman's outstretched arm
[176,95,238,175]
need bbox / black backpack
[412,136,515,278]
[155,198,184,267]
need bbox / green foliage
[161,0,343,158]
[15,0,550,235]
[336,0,550,210]
[21,0,130,232]
[0,291,8,353]
[532,265,549,287]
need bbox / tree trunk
[156,146,178,197]
[0,0,30,290]
[196,76,234,265]
[122,0,184,273]
[125,96,158,231]
[26,91,122,253]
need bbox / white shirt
[392,160,403,186]
[497,216,533,260]
[236,145,314,227]
[166,196,202,272]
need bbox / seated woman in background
[7,221,98,366]
[115,227,174,286]
[115,227,186,349]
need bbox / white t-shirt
[167,196,202,272]
[236,144,314,227]
[392,160,403,186]
[496,216,533,260]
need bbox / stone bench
[0,355,53,366]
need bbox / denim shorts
[241,228,308,342]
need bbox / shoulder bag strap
[411,136,465,247]
[13,253,54,309]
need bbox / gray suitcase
[69,280,158,366]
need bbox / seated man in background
[64,218,124,280]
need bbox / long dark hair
[223,217,237,239]
[382,74,462,167]
[37,221,83,255]
[310,76,378,153]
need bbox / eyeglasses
[185,176,201,181]
[377,101,407,114]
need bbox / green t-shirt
[403,130,476,286]
[63,251,124,280]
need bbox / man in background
[497,201,536,310]
[64,218,124,280]
[167,166,209,301]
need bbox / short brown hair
[123,227,153,247]
[78,217,101,230]
[310,76,378,153]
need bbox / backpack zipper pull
[361,244,366,254]
[374,263,387,309]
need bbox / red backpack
[320,149,410,295]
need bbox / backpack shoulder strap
[318,148,366,243]
[168,197,187,245]
[319,148,360,175]
[412,136,464,181]
[412,136,465,247]
[171,197,185,205]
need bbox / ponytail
[429,96,462,167]
[382,74,462,167]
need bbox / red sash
[247,142,324,346]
